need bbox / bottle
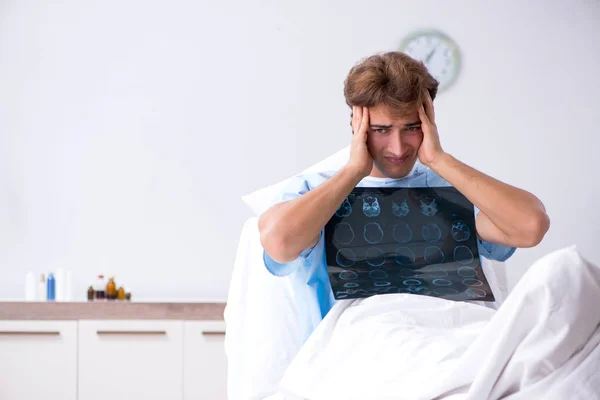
[55,267,65,301]
[65,270,73,302]
[117,286,125,300]
[125,288,131,301]
[106,277,117,300]
[37,274,47,301]
[47,273,56,301]
[87,286,95,301]
[25,272,36,301]
[95,275,106,300]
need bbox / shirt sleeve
[263,232,322,276]
[425,168,516,262]
[262,174,322,277]
[474,206,517,262]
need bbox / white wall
[0,0,598,300]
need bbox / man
[258,51,550,341]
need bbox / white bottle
[55,267,65,301]
[65,270,73,301]
[37,273,47,301]
[25,272,36,301]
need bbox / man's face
[366,104,423,179]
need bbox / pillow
[242,146,350,216]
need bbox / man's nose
[388,132,404,155]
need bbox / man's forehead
[369,105,420,125]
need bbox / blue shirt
[263,162,516,342]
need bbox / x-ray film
[325,187,495,302]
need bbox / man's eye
[405,126,422,134]
[374,129,388,134]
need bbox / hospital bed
[225,218,600,400]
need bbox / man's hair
[343,52,439,116]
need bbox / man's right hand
[259,106,373,264]
[347,106,373,178]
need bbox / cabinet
[183,321,227,400]
[0,319,227,400]
[0,321,77,400]
[78,320,184,400]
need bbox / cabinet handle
[201,331,225,336]
[0,331,60,336]
[97,330,167,335]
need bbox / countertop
[0,301,226,320]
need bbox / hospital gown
[263,161,516,344]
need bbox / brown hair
[343,52,439,116]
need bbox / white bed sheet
[276,246,600,400]
[224,217,510,399]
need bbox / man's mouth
[384,153,410,165]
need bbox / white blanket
[276,246,600,400]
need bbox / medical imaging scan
[325,187,495,302]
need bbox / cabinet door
[183,321,227,400]
[0,321,77,400]
[78,320,183,400]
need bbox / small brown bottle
[117,286,125,300]
[106,276,117,300]
[125,288,131,301]
[87,286,95,301]
[95,275,106,300]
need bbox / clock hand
[425,46,438,64]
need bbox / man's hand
[421,87,550,248]
[417,90,445,167]
[347,106,373,178]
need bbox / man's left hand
[417,90,445,167]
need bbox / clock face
[400,31,460,92]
